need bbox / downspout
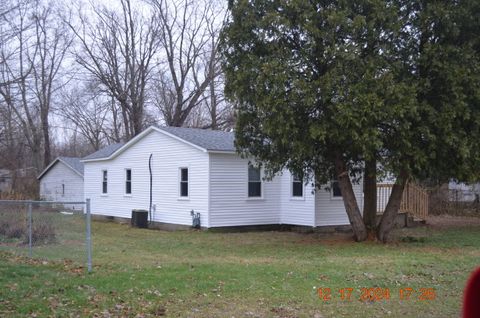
[149,154,153,224]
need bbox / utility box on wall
[131,209,148,228]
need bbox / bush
[0,211,56,245]
[5,222,26,239]
[28,220,56,245]
[0,212,25,241]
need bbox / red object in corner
[463,267,480,318]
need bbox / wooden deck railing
[377,182,429,221]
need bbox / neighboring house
[38,157,86,210]
[448,181,480,202]
[0,169,12,193]
[82,126,363,228]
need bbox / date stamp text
[316,287,436,301]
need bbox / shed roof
[38,157,84,179]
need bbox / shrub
[28,220,56,245]
[5,222,26,239]
[0,212,26,241]
[0,211,56,245]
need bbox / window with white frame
[331,179,342,197]
[180,168,188,197]
[292,174,303,197]
[125,169,132,194]
[102,170,108,194]
[248,164,262,197]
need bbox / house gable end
[81,127,214,163]
[38,158,84,180]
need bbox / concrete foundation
[92,212,422,233]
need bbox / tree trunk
[31,140,43,174]
[209,77,218,130]
[111,97,121,143]
[376,169,409,243]
[41,113,51,167]
[363,158,377,239]
[334,154,368,242]
[132,103,143,137]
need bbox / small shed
[38,157,84,210]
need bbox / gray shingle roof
[38,156,84,179]
[82,143,125,160]
[80,127,235,162]
[158,126,235,152]
[58,157,84,175]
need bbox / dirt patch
[427,215,480,229]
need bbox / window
[125,169,132,194]
[331,180,342,197]
[248,164,262,197]
[292,175,303,197]
[62,184,65,196]
[180,168,188,197]
[102,170,108,194]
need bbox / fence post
[28,202,32,258]
[86,198,92,272]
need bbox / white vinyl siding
[315,180,363,226]
[208,153,281,227]
[280,171,315,226]
[39,162,84,210]
[84,130,209,227]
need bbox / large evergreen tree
[221,0,480,242]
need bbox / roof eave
[37,158,60,180]
[80,157,110,163]
[81,126,239,164]
[82,126,209,164]
[207,149,236,154]
[38,158,84,180]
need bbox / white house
[0,169,12,193]
[448,181,480,202]
[82,126,363,229]
[38,157,86,210]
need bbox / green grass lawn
[0,215,479,317]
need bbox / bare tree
[0,1,43,172]
[67,0,160,140]
[192,22,234,130]
[0,2,21,88]
[60,82,109,151]
[50,127,96,159]
[0,1,71,171]
[105,95,122,144]
[150,0,225,127]
[31,3,72,166]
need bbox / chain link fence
[447,188,480,203]
[429,186,480,216]
[0,199,92,272]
